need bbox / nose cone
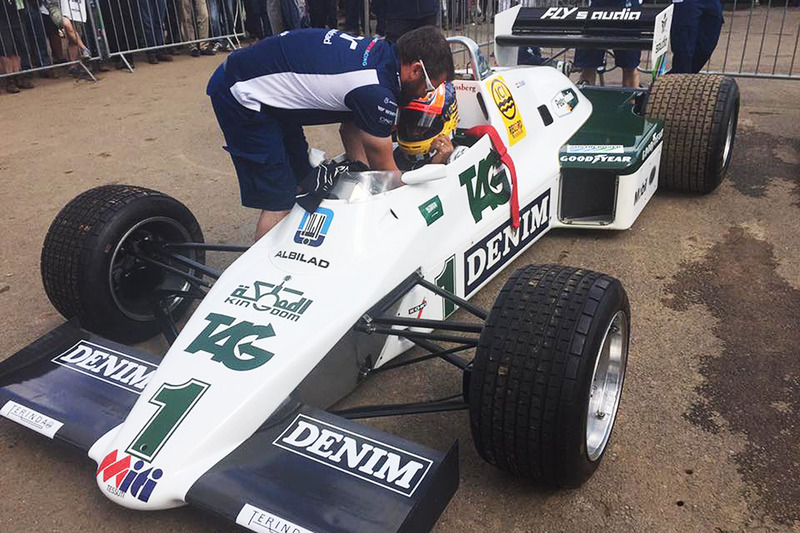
[95,449,165,509]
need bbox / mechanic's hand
[430,135,454,164]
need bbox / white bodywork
[89,59,662,510]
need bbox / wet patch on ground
[728,130,800,206]
[663,226,800,525]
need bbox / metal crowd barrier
[0,0,245,81]
[441,0,800,80]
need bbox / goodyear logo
[487,76,526,146]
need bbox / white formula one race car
[0,5,739,533]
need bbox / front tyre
[468,265,630,488]
[41,185,204,343]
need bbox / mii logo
[96,450,163,503]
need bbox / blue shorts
[574,0,642,70]
[207,65,312,211]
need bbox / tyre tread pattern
[468,264,620,486]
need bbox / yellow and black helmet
[397,81,459,157]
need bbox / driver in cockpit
[394,81,467,172]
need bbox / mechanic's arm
[340,121,399,172]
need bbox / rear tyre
[645,74,739,194]
[468,265,630,488]
[41,185,204,343]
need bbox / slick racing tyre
[468,265,630,488]
[41,185,205,343]
[645,74,739,194]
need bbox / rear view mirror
[401,164,448,185]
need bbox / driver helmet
[397,81,459,158]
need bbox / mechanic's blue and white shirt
[220,29,401,137]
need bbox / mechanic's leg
[621,68,640,87]
[691,0,724,73]
[669,0,700,74]
[340,121,368,166]
[573,48,602,85]
[579,68,597,85]
[283,121,313,184]
[255,210,290,241]
[615,49,641,88]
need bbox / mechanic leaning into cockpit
[393,80,467,171]
[206,26,454,241]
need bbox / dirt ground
[1,52,799,533]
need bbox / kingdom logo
[186,313,276,371]
[464,190,550,294]
[459,151,511,223]
[274,415,432,497]
[96,450,163,503]
[226,276,313,322]
[52,341,157,393]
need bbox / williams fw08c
[0,7,739,533]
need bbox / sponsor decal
[540,7,641,21]
[453,82,477,93]
[464,190,550,295]
[237,504,316,533]
[566,144,624,154]
[459,150,511,223]
[186,313,275,371]
[274,414,433,497]
[226,276,313,321]
[641,129,664,161]
[636,167,659,206]
[514,79,526,89]
[274,250,330,269]
[435,255,457,318]
[52,341,157,394]
[96,450,163,503]
[1,401,64,439]
[651,5,673,79]
[551,88,579,117]
[408,298,427,318]
[294,207,333,247]
[418,195,444,226]
[560,154,632,164]
[486,76,526,146]
[322,29,337,45]
[362,37,377,66]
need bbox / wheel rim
[585,310,628,462]
[108,216,195,321]
[721,112,735,170]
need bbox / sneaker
[155,53,173,62]
[200,48,216,56]
[147,54,159,64]
[40,68,59,79]
[80,46,92,60]
[17,75,34,89]
[5,77,20,94]
[190,48,200,57]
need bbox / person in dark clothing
[308,0,336,28]
[669,0,723,73]
[244,0,272,39]
[384,0,437,43]
[344,0,362,33]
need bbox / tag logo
[186,313,276,371]
[52,341,157,393]
[274,415,433,497]
[294,207,333,247]
[459,150,511,223]
[96,450,163,503]
[226,276,313,322]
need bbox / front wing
[0,322,459,533]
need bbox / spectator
[308,0,335,28]
[574,0,642,88]
[243,0,271,38]
[97,0,139,68]
[670,0,723,73]
[343,0,361,34]
[137,0,174,63]
[384,0,437,43]
[265,0,304,34]
[180,0,212,56]
[19,0,51,77]
[1,0,33,92]
[208,0,236,52]
[43,0,91,60]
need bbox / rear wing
[495,4,673,76]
